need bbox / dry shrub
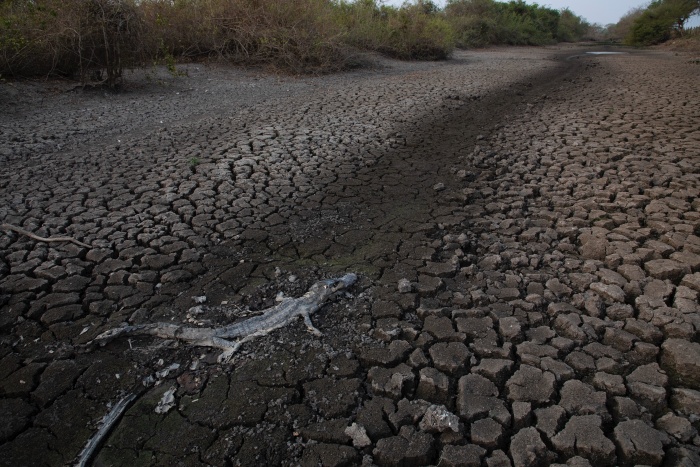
[606,7,645,42]
[140,0,455,69]
[1,0,458,80]
[446,0,574,47]
[446,0,502,47]
[2,0,609,81]
[0,0,142,85]
[140,0,350,74]
[338,0,455,60]
[249,0,349,72]
[381,3,455,60]
[0,0,83,77]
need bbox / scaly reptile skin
[92,273,357,362]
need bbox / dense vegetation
[446,0,588,47]
[0,0,590,85]
[623,0,700,45]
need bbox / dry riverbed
[1,45,699,466]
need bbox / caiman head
[307,273,358,299]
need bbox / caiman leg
[302,312,323,336]
[218,313,323,362]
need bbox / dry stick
[75,391,139,467]
[1,223,92,248]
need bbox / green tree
[607,6,645,42]
[666,0,700,34]
[556,8,589,42]
[446,0,583,46]
[445,0,502,47]
[626,0,700,45]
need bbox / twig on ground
[1,223,92,248]
[74,391,139,467]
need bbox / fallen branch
[75,391,139,467]
[91,273,358,362]
[1,223,92,248]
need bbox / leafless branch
[1,223,92,248]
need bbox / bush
[627,9,674,45]
[556,8,590,42]
[606,7,645,42]
[381,2,455,59]
[446,0,502,47]
[139,0,349,74]
[246,0,348,73]
[0,0,599,81]
[0,0,351,79]
[625,0,700,45]
[446,0,585,47]
[337,0,455,60]
[0,0,143,86]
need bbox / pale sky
[510,1,652,25]
[382,1,699,26]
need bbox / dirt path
[1,46,699,466]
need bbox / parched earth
[1,45,699,466]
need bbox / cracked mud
[1,45,699,466]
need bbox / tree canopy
[626,0,700,45]
[445,0,589,47]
